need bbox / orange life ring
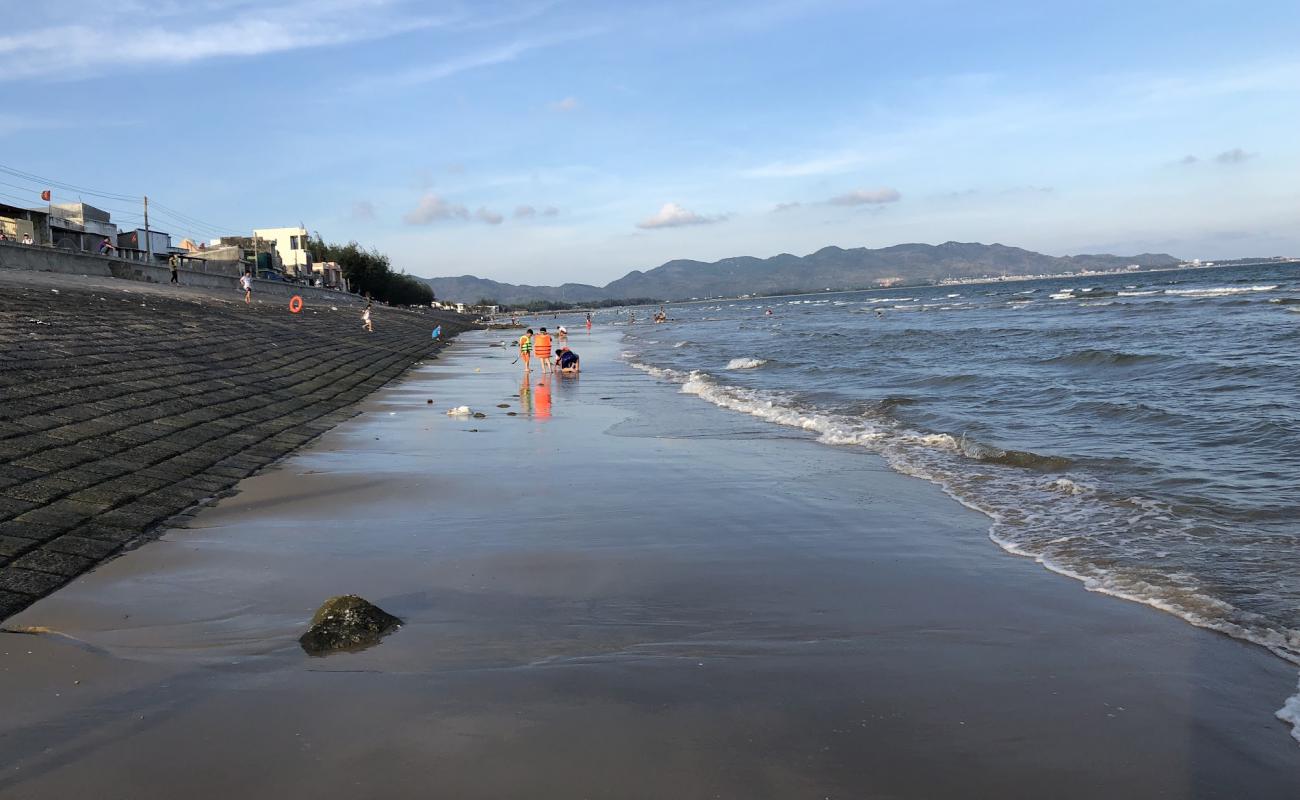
[288,295,303,313]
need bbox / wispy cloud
[549,96,579,112]
[637,202,726,230]
[773,201,803,212]
[514,204,559,219]
[827,188,901,206]
[1214,147,1255,165]
[370,27,602,91]
[741,152,867,178]
[475,207,504,225]
[0,0,455,82]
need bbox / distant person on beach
[585,312,592,330]
[556,347,580,374]
[168,253,179,284]
[519,328,534,370]
[629,311,635,324]
[557,325,568,346]
[99,237,116,255]
[362,302,374,332]
[22,233,33,245]
[765,308,773,316]
[533,327,554,373]
[240,269,253,304]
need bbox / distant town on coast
[4,191,1293,315]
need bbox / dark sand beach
[2,329,1298,799]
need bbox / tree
[304,234,432,306]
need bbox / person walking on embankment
[533,327,554,374]
[169,253,179,284]
[362,301,374,333]
[240,269,253,305]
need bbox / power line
[0,162,245,239]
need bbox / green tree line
[307,235,433,307]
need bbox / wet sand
[2,328,1298,799]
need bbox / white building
[252,226,311,276]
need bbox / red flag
[40,190,51,201]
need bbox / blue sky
[3,0,1298,284]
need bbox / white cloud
[403,193,468,224]
[773,201,802,212]
[0,0,455,81]
[827,188,901,206]
[550,96,579,112]
[637,202,725,229]
[476,207,504,225]
[514,205,537,218]
[542,206,560,217]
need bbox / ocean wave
[625,351,1300,679]
[1279,681,1300,745]
[1164,285,1278,298]
[673,340,691,348]
[1040,349,1170,368]
[725,357,768,370]
[958,435,1074,471]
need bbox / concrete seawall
[0,241,359,304]
[0,269,473,621]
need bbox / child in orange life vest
[519,329,534,370]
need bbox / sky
[3,0,1299,285]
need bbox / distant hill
[422,242,1181,306]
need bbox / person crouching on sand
[519,328,534,371]
[556,347,580,374]
[533,327,554,373]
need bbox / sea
[609,261,1300,732]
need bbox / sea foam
[725,357,768,370]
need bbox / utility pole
[143,195,152,264]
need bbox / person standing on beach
[362,301,374,332]
[240,269,253,305]
[519,328,534,371]
[585,312,592,331]
[168,253,179,284]
[533,327,553,373]
[557,325,568,347]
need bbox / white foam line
[627,350,1300,744]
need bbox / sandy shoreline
[2,327,1298,798]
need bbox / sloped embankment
[0,273,471,621]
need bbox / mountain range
[421,241,1181,306]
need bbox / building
[310,260,345,290]
[49,202,118,252]
[0,203,48,243]
[116,228,171,262]
[252,226,311,277]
